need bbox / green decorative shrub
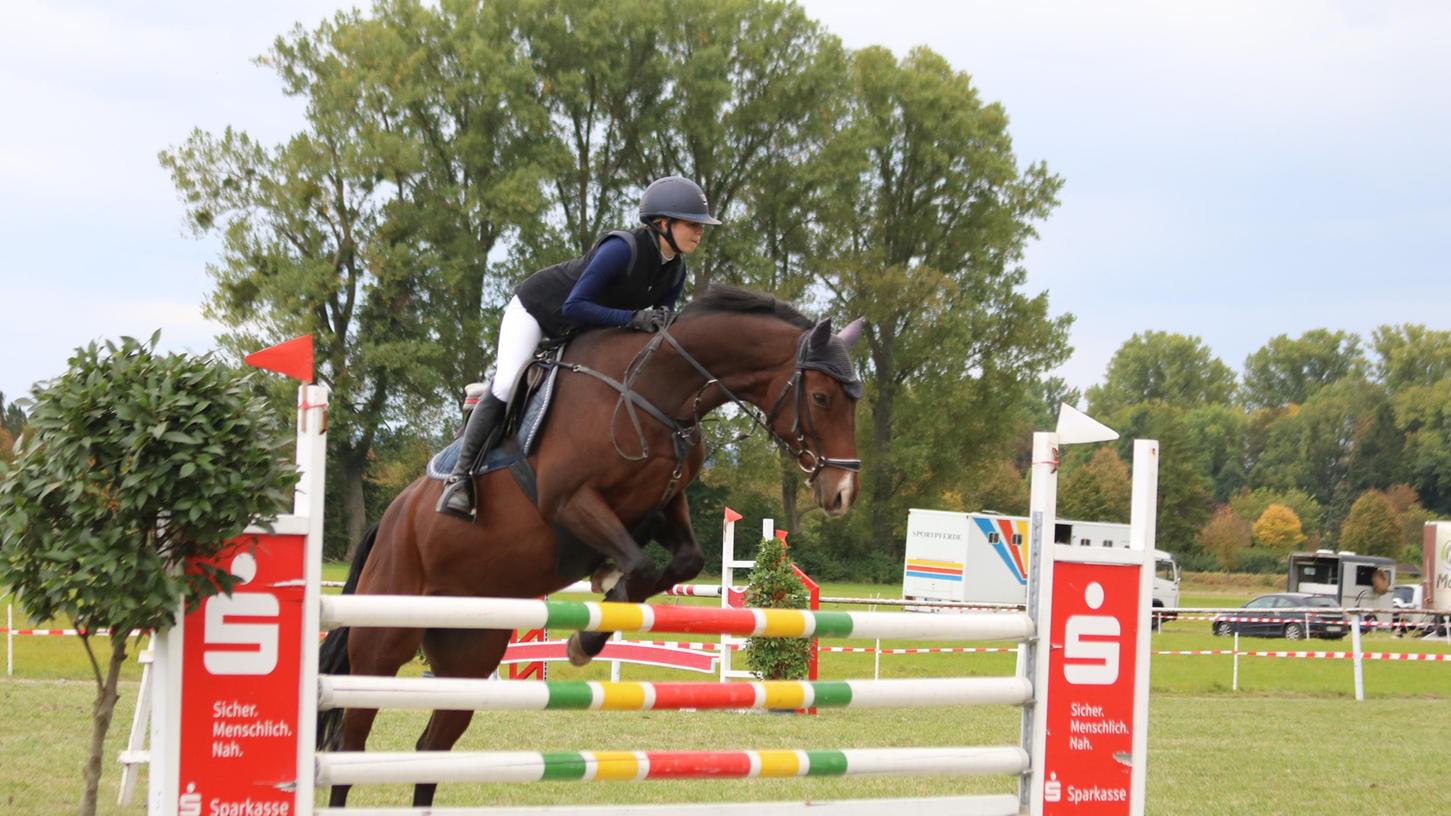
[742,536,811,681]
[0,334,298,816]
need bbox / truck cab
[1153,550,1181,621]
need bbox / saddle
[426,345,565,481]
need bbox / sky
[2,1,1448,404]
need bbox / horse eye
[812,392,829,408]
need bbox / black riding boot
[436,393,506,519]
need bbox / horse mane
[679,285,814,330]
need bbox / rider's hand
[627,308,672,332]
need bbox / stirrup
[436,476,476,520]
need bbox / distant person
[437,176,721,519]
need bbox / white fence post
[1232,632,1239,692]
[1350,614,1364,701]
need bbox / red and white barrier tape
[2,628,144,637]
[1180,614,1441,627]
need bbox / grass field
[3,571,1449,815]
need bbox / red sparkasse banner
[177,534,304,816]
[1041,560,1143,815]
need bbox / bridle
[755,331,864,482]
[545,319,861,506]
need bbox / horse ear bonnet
[798,319,864,400]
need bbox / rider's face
[667,219,706,254]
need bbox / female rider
[437,175,721,519]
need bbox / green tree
[1252,504,1305,552]
[0,391,25,465]
[1109,403,1213,555]
[1392,380,1451,514]
[819,45,1069,570]
[1182,403,1248,502]
[1241,329,1367,409]
[1198,505,1252,570]
[0,336,297,816]
[964,459,1029,517]
[1248,380,1404,528]
[1085,331,1235,417]
[1059,447,1131,523]
[1372,324,1451,393]
[1339,491,1402,558]
[645,0,847,295]
[1022,376,1083,435]
[742,536,811,681]
[0,390,25,436]
[504,0,670,258]
[162,0,553,552]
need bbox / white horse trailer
[901,509,1180,613]
[1287,549,1397,612]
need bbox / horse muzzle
[814,467,858,518]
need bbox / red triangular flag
[723,507,743,523]
[244,336,314,383]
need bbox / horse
[317,286,864,808]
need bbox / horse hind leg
[409,627,512,807]
[327,707,382,808]
[326,625,426,808]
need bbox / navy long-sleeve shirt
[560,236,683,327]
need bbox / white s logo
[203,553,279,675]
[178,783,202,816]
[1063,581,1120,685]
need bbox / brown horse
[317,286,863,808]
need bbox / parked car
[1211,593,1349,640]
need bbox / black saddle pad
[426,360,561,480]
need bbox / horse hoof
[591,566,623,594]
[566,634,594,667]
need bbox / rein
[544,321,861,506]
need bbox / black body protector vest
[514,228,685,339]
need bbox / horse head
[770,316,865,518]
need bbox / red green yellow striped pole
[315,746,1029,786]
[321,595,1033,643]
[318,676,1033,712]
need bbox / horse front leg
[648,491,705,594]
[572,494,705,663]
[549,489,661,666]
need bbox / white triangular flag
[1056,403,1119,444]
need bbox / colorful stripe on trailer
[904,558,963,582]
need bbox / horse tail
[316,522,379,751]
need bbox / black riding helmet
[640,176,720,256]
[640,176,721,225]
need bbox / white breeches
[491,295,543,402]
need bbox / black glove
[627,307,672,332]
